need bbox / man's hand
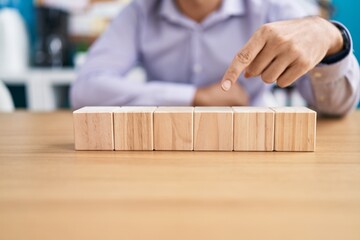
[193,82,249,106]
[221,16,344,91]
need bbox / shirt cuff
[310,51,352,85]
[308,51,353,110]
[148,81,197,106]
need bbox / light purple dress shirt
[71,0,360,116]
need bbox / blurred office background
[0,0,359,112]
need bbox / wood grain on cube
[73,107,117,150]
[272,107,317,152]
[194,107,233,151]
[154,107,194,151]
[114,107,156,151]
[233,107,275,151]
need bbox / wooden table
[0,111,359,240]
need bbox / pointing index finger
[221,32,266,91]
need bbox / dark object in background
[34,6,71,67]
[7,86,27,109]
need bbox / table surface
[0,111,359,240]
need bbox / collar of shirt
[159,0,246,30]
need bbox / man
[71,0,360,116]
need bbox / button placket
[191,28,203,84]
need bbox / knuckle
[297,58,311,70]
[226,67,238,80]
[274,35,289,45]
[260,24,274,34]
[264,28,289,47]
[288,44,302,56]
[235,50,252,65]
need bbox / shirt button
[318,95,325,102]
[193,64,203,74]
[313,72,323,79]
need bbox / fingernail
[221,80,232,91]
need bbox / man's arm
[70,3,196,109]
[296,22,360,116]
[220,16,359,116]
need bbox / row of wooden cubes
[73,106,317,152]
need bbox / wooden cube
[154,107,194,151]
[194,107,233,151]
[233,107,275,151]
[113,106,156,151]
[73,107,118,150]
[272,107,317,152]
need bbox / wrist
[322,21,351,64]
[325,20,344,56]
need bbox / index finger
[221,32,266,91]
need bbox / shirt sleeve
[296,45,360,116]
[70,3,196,109]
[267,0,360,116]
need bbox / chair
[0,80,14,112]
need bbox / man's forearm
[71,73,196,109]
